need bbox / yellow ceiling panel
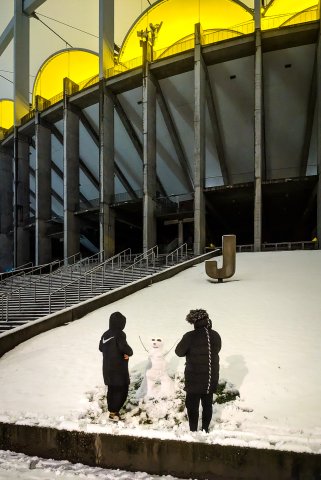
[262,0,318,30]
[119,0,254,64]
[32,49,99,107]
[0,99,14,130]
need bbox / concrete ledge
[0,251,218,357]
[0,422,320,479]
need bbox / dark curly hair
[186,308,209,325]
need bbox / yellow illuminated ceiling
[262,0,318,29]
[0,99,14,130]
[32,49,99,107]
[119,0,254,64]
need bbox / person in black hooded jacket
[99,311,133,421]
[175,308,221,433]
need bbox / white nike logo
[102,336,114,344]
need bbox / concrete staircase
[0,245,192,333]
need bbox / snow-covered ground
[0,250,321,459]
[0,449,189,480]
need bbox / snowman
[136,337,175,399]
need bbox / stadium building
[0,0,320,270]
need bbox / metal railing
[77,74,99,91]
[261,241,317,251]
[166,243,188,266]
[0,260,60,293]
[106,56,143,77]
[156,193,194,215]
[0,261,33,279]
[154,36,195,61]
[0,252,88,316]
[20,109,36,126]
[203,21,254,46]
[122,246,159,284]
[0,251,105,321]
[112,189,143,204]
[236,241,318,252]
[48,249,131,313]
[261,7,319,31]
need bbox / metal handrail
[0,261,33,281]
[0,252,82,297]
[166,243,188,266]
[0,260,60,293]
[0,251,104,321]
[133,245,159,263]
[0,252,81,287]
[48,249,131,313]
[122,248,157,284]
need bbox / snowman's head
[149,337,164,354]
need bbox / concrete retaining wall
[0,422,320,479]
[0,251,218,358]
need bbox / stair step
[0,252,194,331]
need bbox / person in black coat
[99,311,133,421]
[175,308,221,433]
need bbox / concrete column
[0,146,13,271]
[317,16,321,245]
[99,82,115,258]
[12,0,31,268]
[13,130,30,267]
[99,1,115,258]
[99,0,114,78]
[254,0,263,252]
[14,0,30,124]
[35,113,52,265]
[178,221,184,247]
[194,24,206,256]
[63,97,80,261]
[143,58,157,252]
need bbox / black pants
[107,385,129,413]
[185,392,213,432]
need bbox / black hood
[109,311,126,330]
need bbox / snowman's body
[137,338,175,399]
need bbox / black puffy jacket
[99,313,133,386]
[175,318,221,394]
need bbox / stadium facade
[0,0,320,270]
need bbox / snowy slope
[0,251,320,454]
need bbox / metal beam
[154,78,194,191]
[23,0,47,15]
[14,0,30,123]
[0,19,14,56]
[77,108,138,199]
[107,90,166,196]
[41,118,99,191]
[205,67,230,185]
[300,55,317,177]
[108,91,143,158]
[29,165,63,205]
